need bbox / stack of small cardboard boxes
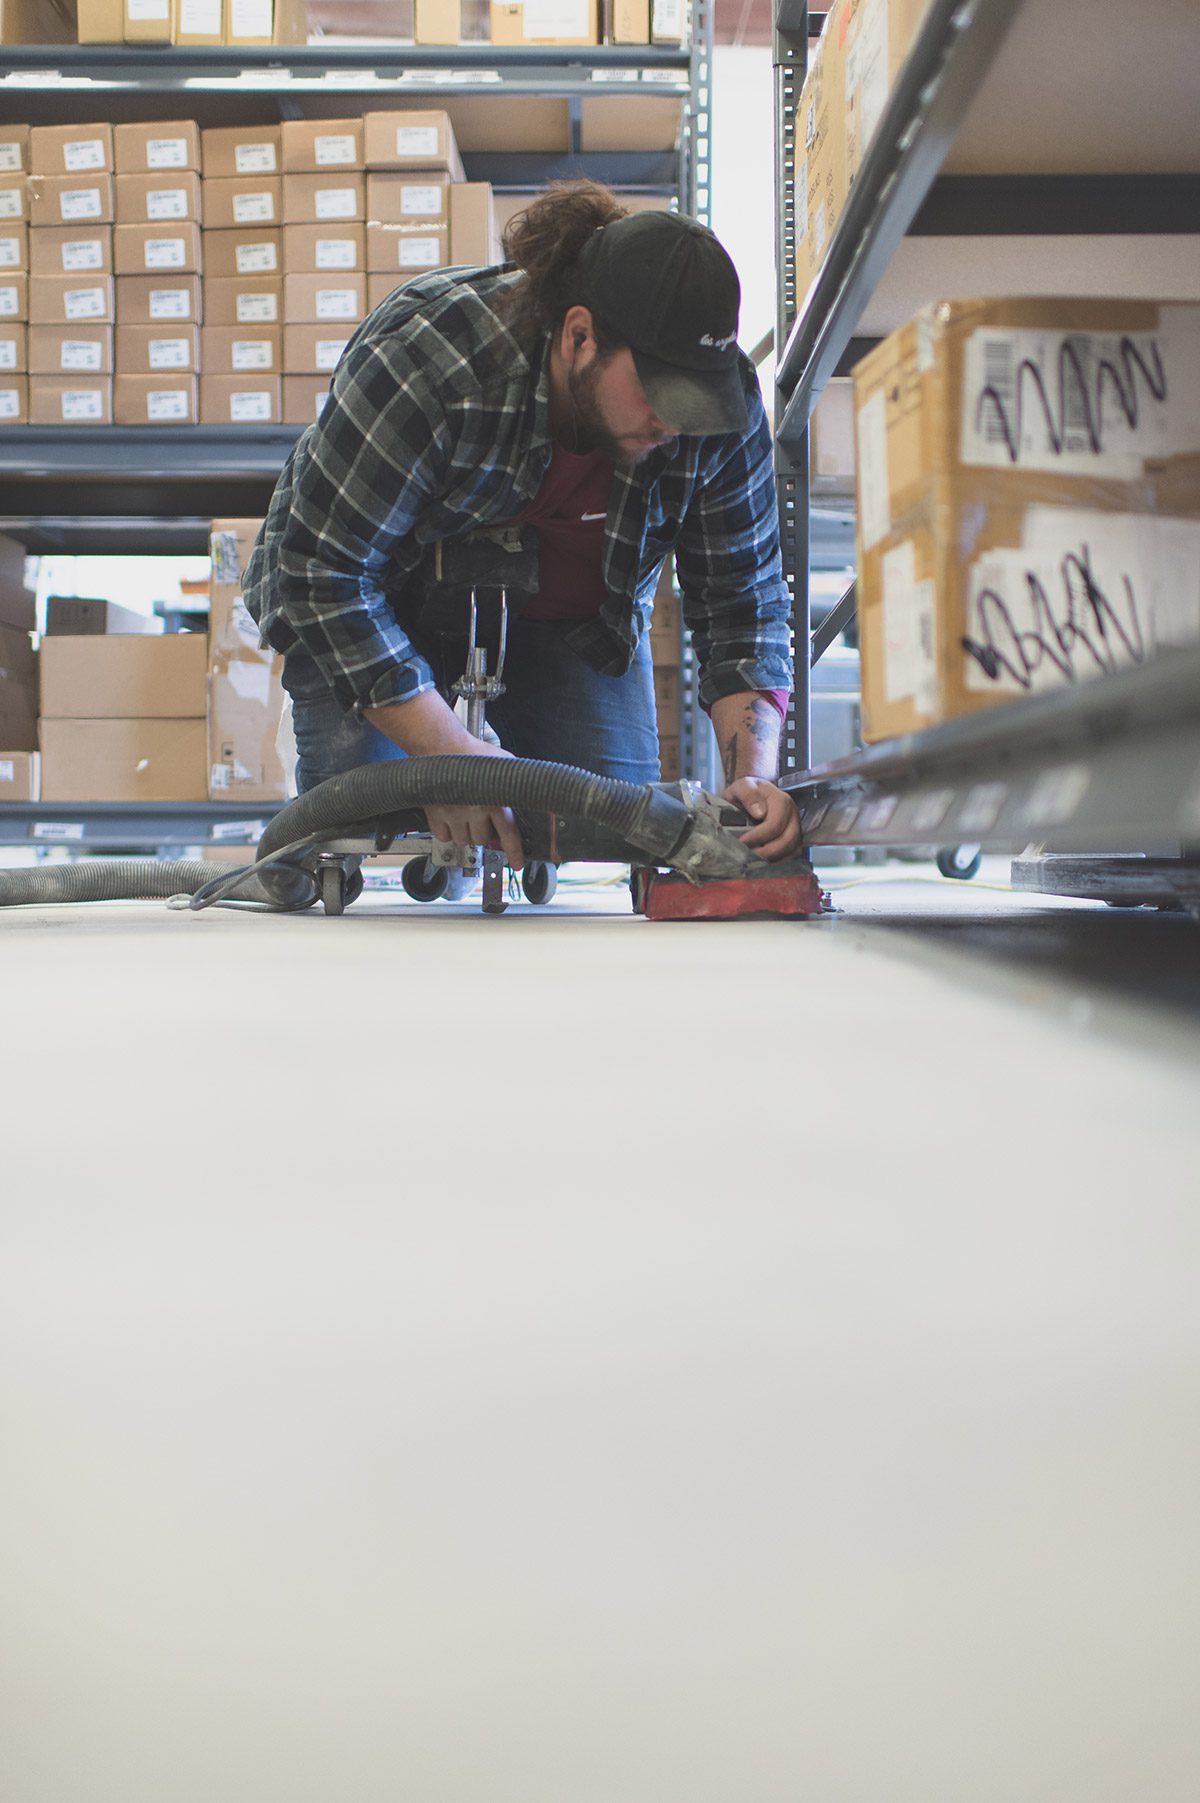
[649,558,682,780]
[113,121,204,424]
[0,126,30,425]
[200,123,288,423]
[73,0,308,47]
[0,534,39,799]
[25,122,118,425]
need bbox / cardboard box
[0,275,28,322]
[116,274,203,324]
[280,119,365,173]
[366,173,449,227]
[0,126,30,175]
[365,223,447,274]
[795,12,847,294]
[0,179,29,224]
[203,175,282,230]
[414,0,460,42]
[0,749,39,800]
[200,228,280,279]
[282,174,365,225]
[853,297,1200,741]
[653,661,681,723]
[0,323,26,373]
[0,0,77,41]
[490,0,598,45]
[201,126,281,180]
[282,273,365,325]
[810,375,855,495]
[124,0,171,42]
[0,532,36,630]
[282,373,332,425]
[362,111,464,179]
[173,0,222,42]
[115,323,200,374]
[282,222,365,274]
[282,323,352,374]
[28,275,114,324]
[650,0,683,42]
[0,620,36,700]
[29,227,112,277]
[605,0,648,42]
[116,171,203,225]
[41,631,207,717]
[113,222,202,275]
[29,173,115,228]
[114,121,202,174]
[113,372,199,423]
[367,272,410,310]
[0,375,28,422]
[29,124,114,178]
[29,324,114,376]
[76,0,126,38]
[40,718,209,802]
[28,375,113,423]
[199,374,282,423]
[226,0,307,45]
[203,275,281,326]
[44,594,160,633]
[448,182,497,265]
[0,223,27,273]
[208,516,288,801]
[202,323,282,375]
[843,0,933,183]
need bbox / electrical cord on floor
[165,829,328,912]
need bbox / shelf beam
[0,801,281,849]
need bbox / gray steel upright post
[774,0,810,774]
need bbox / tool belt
[411,523,540,642]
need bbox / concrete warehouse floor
[2,860,1199,1803]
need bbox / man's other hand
[723,776,802,861]
[425,741,526,870]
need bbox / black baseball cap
[575,212,748,437]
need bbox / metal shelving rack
[772,0,1200,865]
[0,12,712,847]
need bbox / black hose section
[0,859,239,909]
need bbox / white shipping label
[851,0,890,151]
[315,238,356,269]
[149,338,189,368]
[62,340,103,371]
[63,140,106,172]
[0,341,15,369]
[0,192,21,219]
[149,288,190,318]
[0,237,19,268]
[233,340,272,370]
[0,146,20,173]
[62,239,104,270]
[33,821,84,840]
[400,186,442,217]
[237,292,278,322]
[148,389,189,420]
[230,391,272,421]
[179,0,221,29]
[62,389,103,420]
[146,137,189,168]
[0,389,18,418]
[653,0,683,34]
[234,192,275,225]
[0,759,13,779]
[147,188,188,220]
[523,0,589,35]
[145,237,186,269]
[236,242,277,274]
[399,236,439,268]
[316,338,347,370]
[316,288,357,320]
[964,507,1200,698]
[315,135,357,167]
[855,386,890,551]
[60,188,102,221]
[65,288,105,319]
[394,126,439,158]
[235,143,277,175]
[231,0,272,35]
[0,287,17,317]
[314,188,357,221]
[128,0,169,16]
[881,540,936,715]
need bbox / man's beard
[567,358,662,469]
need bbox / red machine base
[635,863,830,921]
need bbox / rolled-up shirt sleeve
[674,371,794,711]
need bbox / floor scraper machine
[0,585,827,924]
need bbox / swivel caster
[522,860,557,906]
[319,861,364,916]
[401,856,450,902]
[936,844,982,881]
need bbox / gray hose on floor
[0,859,242,908]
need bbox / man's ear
[562,304,595,362]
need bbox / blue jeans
[282,617,662,795]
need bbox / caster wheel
[320,863,345,915]
[401,856,449,902]
[522,860,557,906]
[936,844,982,881]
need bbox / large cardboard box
[45,595,160,633]
[795,12,847,295]
[203,275,280,325]
[282,272,365,324]
[29,275,115,325]
[201,126,280,180]
[116,171,203,225]
[29,375,113,423]
[0,223,28,273]
[40,718,209,802]
[29,227,112,277]
[207,517,288,800]
[0,689,37,753]
[116,274,202,324]
[0,275,28,322]
[0,323,27,373]
[0,178,30,223]
[115,121,202,174]
[843,0,934,183]
[202,323,282,375]
[173,0,222,42]
[281,173,365,225]
[113,372,199,423]
[282,373,331,425]
[280,119,365,173]
[362,111,464,179]
[199,374,282,423]
[42,632,207,717]
[490,0,598,46]
[76,0,125,38]
[283,323,351,374]
[448,182,497,265]
[365,223,447,275]
[0,376,28,422]
[366,173,450,227]
[29,173,115,229]
[29,124,114,178]
[0,126,30,175]
[0,750,39,800]
[203,175,282,230]
[113,222,202,275]
[283,222,365,274]
[30,323,114,376]
[853,298,1200,741]
[201,228,280,279]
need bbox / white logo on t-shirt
[580,512,606,522]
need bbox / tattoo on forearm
[722,733,739,786]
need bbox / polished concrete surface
[2,861,1198,1802]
